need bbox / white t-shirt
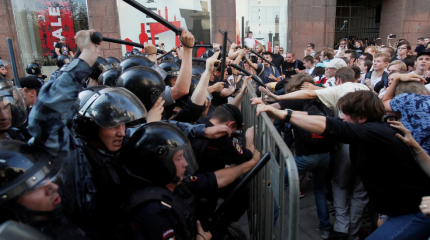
[244,38,255,49]
[315,82,369,117]
[370,75,382,87]
[306,66,315,75]
[323,77,336,88]
[426,83,430,91]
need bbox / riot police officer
[0,79,27,141]
[17,77,42,140]
[0,140,91,239]
[26,62,46,85]
[118,122,260,240]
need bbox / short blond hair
[387,60,407,72]
[374,52,391,63]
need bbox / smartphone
[389,34,397,39]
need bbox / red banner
[36,1,76,56]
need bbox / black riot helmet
[0,140,63,205]
[89,57,112,80]
[56,55,70,68]
[117,56,167,80]
[160,53,175,62]
[192,65,205,80]
[117,66,165,111]
[98,68,118,86]
[122,122,199,186]
[25,63,41,75]
[131,48,141,55]
[158,60,180,86]
[106,57,120,68]
[73,86,147,139]
[0,80,27,131]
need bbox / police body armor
[122,184,197,240]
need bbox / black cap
[417,49,430,59]
[19,77,42,89]
[222,104,243,130]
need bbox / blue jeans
[284,153,332,230]
[367,212,430,240]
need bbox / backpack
[365,71,389,88]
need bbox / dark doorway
[335,0,382,46]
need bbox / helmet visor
[151,63,168,80]
[82,87,147,128]
[0,141,63,203]
[166,142,199,181]
[0,81,27,128]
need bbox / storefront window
[11,0,89,77]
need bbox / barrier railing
[241,81,299,240]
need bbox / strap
[365,71,372,80]
[295,59,298,69]
[257,65,265,77]
[382,71,389,87]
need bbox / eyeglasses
[340,43,346,45]
[280,50,284,51]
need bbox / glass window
[11,0,89,77]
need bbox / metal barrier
[241,81,299,240]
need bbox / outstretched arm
[28,30,99,155]
[215,150,260,188]
[170,29,195,100]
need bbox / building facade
[0,0,428,79]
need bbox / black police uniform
[192,117,253,172]
[16,76,42,141]
[121,173,218,240]
[190,116,253,238]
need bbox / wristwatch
[284,109,293,123]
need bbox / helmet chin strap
[172,176,181,184]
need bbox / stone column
[211,0,236,48]
[379,0,430,46]
[88,0,122,59]
[287,0,337,59]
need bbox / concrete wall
[87,0,122,60]
[288,0,337,59]
[211,0,236,48]
[380,0,430,46]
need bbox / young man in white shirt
[303,55,315,76]
[364,52,390,93]
[244,31,255,50]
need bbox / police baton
[229,63,265,86]
[157,50,175,60]
[102,37,165,54]
[194,44,212,48]
[219,29,241,49]
[250,49,276,67]
[212,153,271,221]
[6,38,20,88]
[123,0,181,35]
[122,0,201,48]
[219,31,228,82]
